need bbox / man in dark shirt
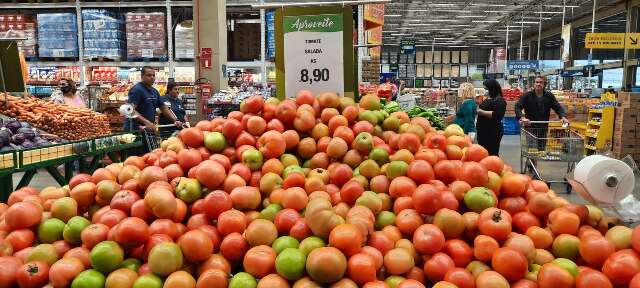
[125,66,182,132]
[516,76,568,151]
[159,82,189,137]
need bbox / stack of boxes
[0,14,37,58]
[82,9,125,60]
[37,13,78,58]
[174,20,194,59]
[125,12,167,60]
[613,92,640,160]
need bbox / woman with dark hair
[51,78,86,108]
[476,79,507,155]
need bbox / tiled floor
[10,135,588,203]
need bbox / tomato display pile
[1,90,640,288]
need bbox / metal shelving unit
[5,1,277,85]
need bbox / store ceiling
[228,0,624,48]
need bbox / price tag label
[52,49,65,57]
[283,14,344,97]
[141,49,154,58]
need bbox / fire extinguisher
[195,78,212,119]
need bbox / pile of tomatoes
[1,90,640,288]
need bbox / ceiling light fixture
[469,3,507,7]
[384,14,402,17]
[514,21,539,24]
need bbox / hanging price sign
[283,14,344,97]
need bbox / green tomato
[90,241,124,274]
[71,269,106,288]
[120,258,142,271]
[229,272,257,288]
[275,248,306,280]
[63,216,91,244]
[272,236,300,254]
[132,273,163,288]
[298,236,325,256]
[37,218,66,243]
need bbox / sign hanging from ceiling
[400,39,415,54]
[507,60,539,71]
[585,32,640,49]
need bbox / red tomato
[16,261,49,288]
[115,217,149,248]
[478,208,512,241]
[412,224,445,255]
[423,252,455,283]
[492,247,528,282]
[0,256,22,288]
[602,249,640,286]
[443,239,473,268]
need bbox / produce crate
[502,117,520,135]
[15,138,94,168]
[0,150,16,170]
[92,132,141,154]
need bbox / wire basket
[520,122,584,162]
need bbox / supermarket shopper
[476,79,507,156]
[125,66,182,133]
[454,88,478,141]
[51,78,86,108]
[159,82,189,137]
[515,76,568,151]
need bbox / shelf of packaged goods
[0,1,192,9]
[27,61,195,68]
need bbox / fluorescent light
[534,11,563,14]
[385,14,402,17]
[469,3,507,7]
[390,33,411,36]
[432,10,472,13]
[408,19,422,22]
[429,19,459,22]
[515,21,539,24]
[544,5,579,8]
[483,10,515,13]
[472,20,500,23]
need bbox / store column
[194,0,228,91]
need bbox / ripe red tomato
[115,217,150,248]
[412,224,445,255]
[491,247,528,282]
[478,208,512,241]
[0,256,22,288]
[423,252,455,283]
[16,261,49,288]
[443,239,473,267]
[602,249,640,286]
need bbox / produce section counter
[0,132,142,201]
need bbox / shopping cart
[141,124,182,151]
[520,121,584,191]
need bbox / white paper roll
[573,155,635,204]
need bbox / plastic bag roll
[573,155,635,204]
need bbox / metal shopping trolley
[520,121,584,191]
[141,124,183,151]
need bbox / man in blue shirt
[125,66,182,131]
[159,82,188,125]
